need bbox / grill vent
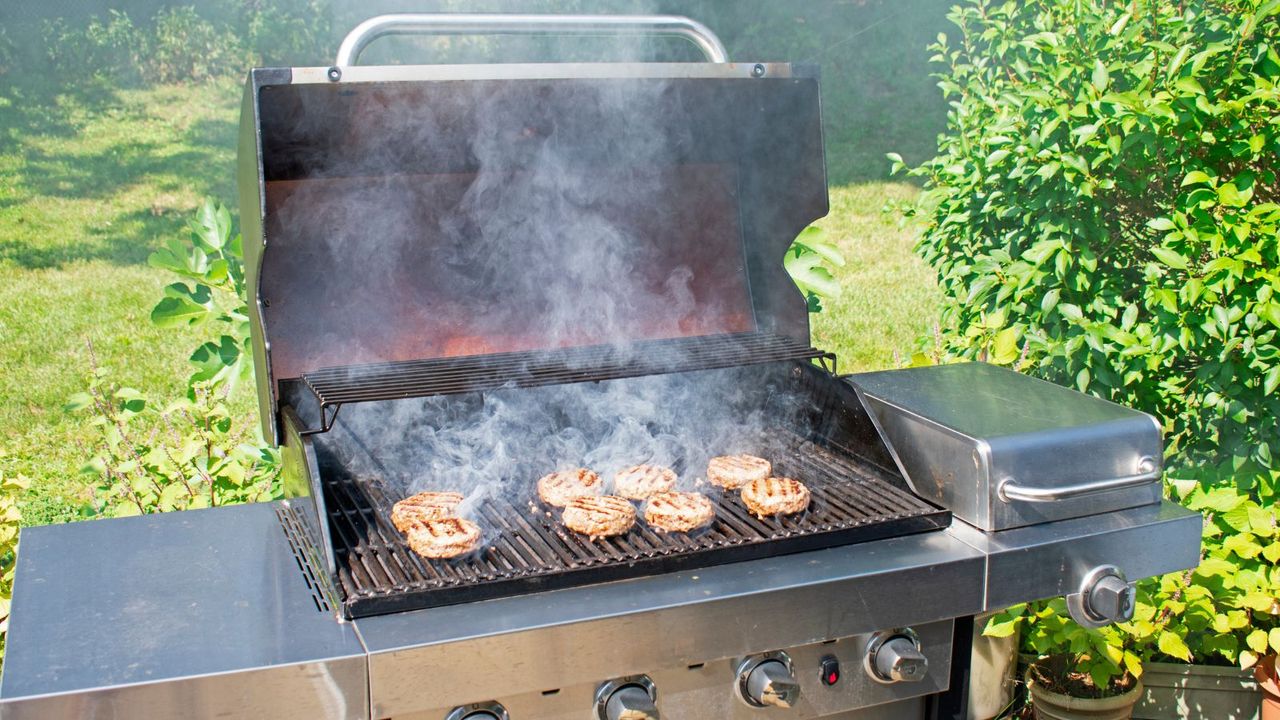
[275,503,335,614]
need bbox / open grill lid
[239,60,829,443]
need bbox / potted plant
[1123,479,1280,719]
[985,600,1145,719]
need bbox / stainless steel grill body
[0,492,1199,719]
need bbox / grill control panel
[424,621,952,719]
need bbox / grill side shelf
[322,432,949,619]
[284,333,831,435]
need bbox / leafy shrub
[41,2,329,86]
[0,470,25,669]
[898,0,1280,686]
[0,26,14,77]
[44,11,148,86]
[787,226,846,312]
[242,0,332,67]
[69,200,279,516]
[150,7,245,84]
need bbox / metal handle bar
[335,13,729,67]
[997,456,1160,503]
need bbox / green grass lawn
[0,78,253,524]
[0,78,938,526]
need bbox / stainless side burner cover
[850,362,1164,531]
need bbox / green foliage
[985,599,1142,696]
[148,200,253,394]
[0,469,25,669]
[908,0,1280,680]
[149,7,247,84]
[70,199,279,517]
[40,2,330,86]
[787,225,847,312]
[0,25,13,77]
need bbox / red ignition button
[820,656,840,686]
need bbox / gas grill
[0,15,1202,720]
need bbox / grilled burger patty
[391,490,464,532]
[562,495,637,539]
[644,491,716,532]
[537,468,603,508]
[706,454,772,489]
[612,464,677,500]
[740,476,811,518]
[404,517,482,559]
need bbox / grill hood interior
[238,64,829,443]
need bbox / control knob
[596,676,660,720]
[445,702,508,720]
[866,630,929,684]
[737,653,801,708]
[1067,565,1136,628]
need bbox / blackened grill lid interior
[242,65,828,383]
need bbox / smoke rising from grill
[322,366,816,507]
[259,17,829,523]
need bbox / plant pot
[1028,672,1144,720]
[1133,660,1261,719]
[1256,654,1280,720]
[968,611,1020,720]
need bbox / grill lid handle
[997,456,1160,503]
[334,13,730,66]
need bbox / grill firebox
[298,360,950,618]
[322,429,948,617]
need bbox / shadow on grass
[0,76,237,269]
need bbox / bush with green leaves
[897,0,1280,689]
[0,469,25,669]
[41,2,329,86]
[787,225,846,313]
[69,199,279,516]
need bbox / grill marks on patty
[707,454,772,489]
[740,476,811,518]
[391,491,465,532]
[537,468,603,508]
[613,464,677,500]
[644,491,716,533]
[404,517,482,559]
[562,495,637,539]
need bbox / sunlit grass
[811,182,939,373]
[0,78,248,524]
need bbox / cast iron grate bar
[322,430,949,618]
[290,333,831,434]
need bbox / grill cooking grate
[322,431,948,618]
[289,333,829,434]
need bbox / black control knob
[596,677,659,720]
[741,659,801,708]
[868,634,929,683]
